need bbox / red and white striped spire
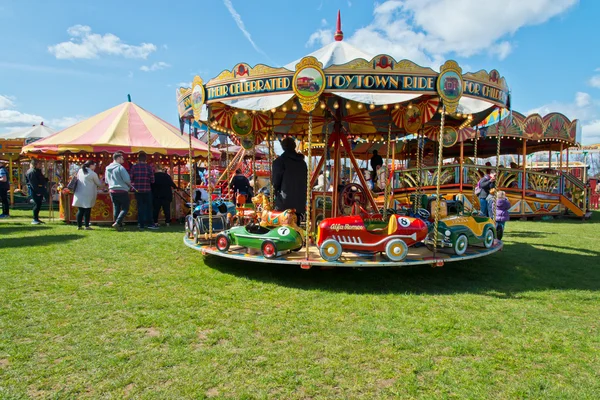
[334,10,343,41]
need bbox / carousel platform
[183,235,503,268]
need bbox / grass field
[1,209,599,399]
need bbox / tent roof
[0,124,56,140]
[22,102,220,158]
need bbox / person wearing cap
[272,137,308,218]
[0,160,9,218]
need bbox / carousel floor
[183,235,503,268]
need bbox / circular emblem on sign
[231,112,252,136]
[240,134,255,150]
[438,71,463,101]
[277,227,291,236]
[292,57,325,112]
[398,217,411,228]
[441,127,458,148]
[191,75,205,122]
[293,67,324,97]
[404,106,422,133]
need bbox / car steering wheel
[339,183,368,215]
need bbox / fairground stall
[0,123,56,206]
[21,100,219,224]
[179,12,512,268]
[390,109,589,219]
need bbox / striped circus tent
[22,101,219,158]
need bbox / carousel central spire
[334,10,343,41]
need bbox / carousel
[21,99,219,224]
[181,12,511,268]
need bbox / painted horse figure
[251,193,303,235]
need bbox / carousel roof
[0,124,56,140]
[22,101,220,158]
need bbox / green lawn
[1,209,599,399]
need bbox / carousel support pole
[548,149,552,170]
[322,120,330,219]
[493,133,502,222]
[251,145,256,191]
[522,140,527,202]
[268,131,275,206]
[433,106,446,258]
[383,120,392,219]
[206,108,213,242]
[559,143,563,171]
[472,132,478,212]
[390,139,397,207]
[331,132,341,218]
[459,139,464,193]
[8,155,14,206]
[188,121,195,228]
[305,114,314,260]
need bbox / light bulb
[394,104,400,109]
[408,104,413,109]
[271,108,276,113]
[357,103,363,109]
[382,104,388,110]
[333,102,339,109]
[320,102,326,109]
[345,102,351,109]
[282,106,287,112]
[369,104,375,110]
[292,104,298,111]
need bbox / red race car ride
[316,214,428,262]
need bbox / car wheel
[385,239,408,262]
[261,240,278,259]
[216,233,230,252]
[483,227,495,249]
[319,239,342,262]
[192,220,201,244]
[185,215,194,238]
[454,234,468,256]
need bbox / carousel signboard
[202,56,510,109]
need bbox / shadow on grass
[203,240,600,295]
[1,234,84,249]
[0,224,53,235]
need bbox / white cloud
[308,0,577,66]
[223,0,271,61]
[0,109,43,127]
[0,95,15,109]
[306,29,334,48]
[582,120,600,144]
[575,92,592,108]
[321,18,328,27]
[177,81,190,88]
[47,116,86,129]
[48,25,157,59]
[140,61,171,72]
[588,75,600,88]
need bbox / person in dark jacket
[272,137,308,218]
[495,190,510,240]
[478,171,496,217]
[151,165,178,227]
[0,160,10,218]
[25,159,48,224]
[230,169,251,196]
[370,150,383,172]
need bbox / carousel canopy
[0,123,56,140]
[22,101,220,158]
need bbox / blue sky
[1,0,599,143]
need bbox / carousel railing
[560,171,588,212]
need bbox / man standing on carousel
[272,137,307,220]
